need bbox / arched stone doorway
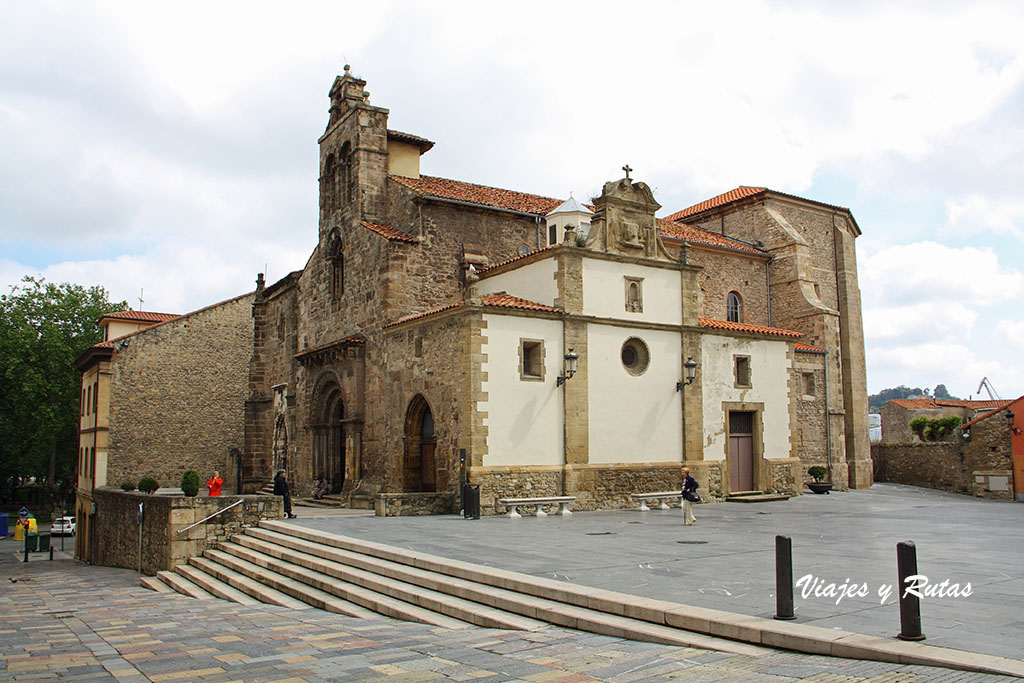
[313,387,346,494]
[404,394,436,492]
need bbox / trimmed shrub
[120,481,136,491]
[807,466,828,482]
[180,470,200,497]
[138,477,160,494]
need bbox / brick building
[238,67,873,512]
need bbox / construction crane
[977,377,1001,400]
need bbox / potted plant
[806,466,834,494]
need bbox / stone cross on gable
[622,164,632,181]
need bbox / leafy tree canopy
[0,277,126,500]
[869,383,961,409]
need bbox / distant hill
[868,384,960,411]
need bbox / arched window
[328,232,343,300]
[727,291,742,323]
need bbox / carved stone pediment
[585,177,673,261]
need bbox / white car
[51,516,76,536]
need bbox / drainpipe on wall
[765,258,772,327]
[824,350,832,476]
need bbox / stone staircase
[725,490,791,503]
[141,520,765,655]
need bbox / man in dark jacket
[273,469,296,518]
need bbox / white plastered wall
[587,325,682,464]
[477,257,558,307]
[701,334,792,462]
[479,313,563,466]
[582,258,681,325]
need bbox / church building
[239,67,872,513]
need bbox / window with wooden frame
[727,291,743,322]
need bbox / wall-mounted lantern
[557,348,579,387]
[676,356,698,391]
[1007,410,1021,435]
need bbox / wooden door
[729,411,755,492]
[421,441,437,493]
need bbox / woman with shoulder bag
[681,467,699,525]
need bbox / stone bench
[630,491,682,511]
[499,496,575,519]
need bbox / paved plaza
[0,483,1021,681]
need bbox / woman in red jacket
[206,471,223,497]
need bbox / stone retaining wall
[92,488,282,575]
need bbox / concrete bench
[499,496,575,519]
[630,491,682,511]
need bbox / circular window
[620,337,650,376]
[518,243,531,257]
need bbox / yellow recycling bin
[14,517,37,540]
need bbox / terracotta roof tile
[100,310,180,323]
[391,175,563,215]
[387,129,434,153]
[658,219,767,255]
[385,293,561,329]
[699,317,802,338]
[794,341,825,353]
[480,293,561,313]
[358,220,417,243]
[887,398,1012,410]
[666,187,767,221]
[666,186,853,223]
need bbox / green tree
[0,277,126,504]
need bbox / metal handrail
[176,499,243,534]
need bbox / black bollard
[775,535,796,620]
[896,541,925,641]
[49,546,54,561]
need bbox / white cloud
[860,241,1024,308]
[867,341,1023,401]
[996,319,1024,352]
[946,194,1024,240]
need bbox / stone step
[178,561,260,605]
[204,546,377,618]
[197,550,312,610]
[140,575,173,593]
[232,532,547,632]
[250,523,766,655]
[725,494,791,503]
[216,540,469,630]
[156,569,216,600]
[726,490,764,497]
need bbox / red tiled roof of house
[99,310,180,324]
[390,175,563,215]
[666,187,767,221]
[794,341,825,353]
[385,293,561,329]
[480,293,561,313]
[658,219,767,255]
[666,186,854,223]
[358,220,417,243]
[699,317,802,338]
[887,398,1012,410]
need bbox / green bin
[36,533,50,552]
[23,534,37,552]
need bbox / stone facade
[90,488,281,575]
[872,406,1014,500]
[106,294,254,490]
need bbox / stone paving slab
[288,484,1023,662]
[0,548,1018,681]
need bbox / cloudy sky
[3,1,1024,400]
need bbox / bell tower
[317,66,390,239]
